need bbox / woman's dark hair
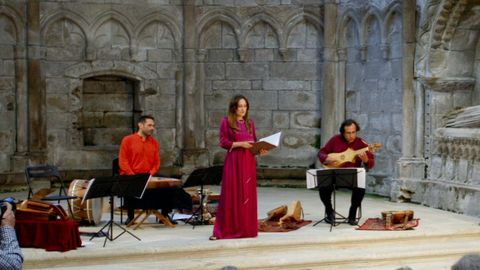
[227,95,252,133]
[339,119,360,134]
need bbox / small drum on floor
[68,179,103,225]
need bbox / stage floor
[3,186,480,270]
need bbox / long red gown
[212,117,258,239]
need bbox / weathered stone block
[278,91,318,110]
[151,110,175,128]
[0,45,14,59]
[291,111,320,129]
[0,153,10,172]
[45,61,73,77]
[0,78,14,90]
[3,60,15,76]
[367,112,392,133]
[226,63,266,79]
[273,111,289,128]
[205,129,221,147]
[146,93,176,111]
[46,94,69,112]
[297,49,320,61]
[263,80,306,90]
[47,111,70,129]
[207,110,225,129]
[205,63,226,79]
[254,49,274,62]
[248,110,272,128]
[147,49,173,62]
[212,80,251,90]
[207,49,235,62]
[83,94,133,112]
[270,63,320,80]
[46,78,72,94]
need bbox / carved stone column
[320,0,340,147]
[182,1,208,169]
[392,0,426,201]
[27,0,47,163]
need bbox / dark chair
[25,165,76,217]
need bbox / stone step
[25,231,480,270]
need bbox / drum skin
[68,179,103,225]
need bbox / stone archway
[80,75,141,148]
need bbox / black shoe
[124,217,134,225]
[348,217,358,226]
[324,212,334,224]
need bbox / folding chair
[25,165,77,217]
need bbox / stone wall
[337,1,403,196]
[0,0,325,184]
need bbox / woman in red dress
[211,95,266,240]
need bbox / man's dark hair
[339,119,360,134]
[138,115,155,124]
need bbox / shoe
[124,217,134,225]
[209,235,217,241]
[324,212,334,224]
[348,217,358,226]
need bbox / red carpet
[357,218,419,231]
[258,219,312,232]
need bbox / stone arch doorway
[80,75,142,148]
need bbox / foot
[324,212,334,224]
[348,217,358,226]
[209,235,217,241]
[124,217,135,225]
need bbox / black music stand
[312,168,359,231]
[83,174,150,247]
[183,166,223,228]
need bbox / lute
[323,143,382,169]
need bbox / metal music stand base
[313,184,348,231]
[90,195,140,247]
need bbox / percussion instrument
[279,200,303,225]
[68,179,103,225]
[16,200,69,221]
[382,210,414,228]
[147,177,183,189]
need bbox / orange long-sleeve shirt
[119,133,160,176]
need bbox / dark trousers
[125,187,192,220]
[319,186,365,219]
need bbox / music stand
[312,168,359,231]
[83,174,150,247]
[183,166,223,228]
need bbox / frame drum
[68,179,103,225]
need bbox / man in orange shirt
[119,115,164,224]
[119,115,160,177]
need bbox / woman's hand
[233,141,253,149]
[259,149,268,156]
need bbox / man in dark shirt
[317,119,375,225]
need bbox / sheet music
[138,175,153,199]
[250,131,281,155]
[306,168,366,189]
[81,178,96,205]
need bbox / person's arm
[0,204,23,270]
[119,137,135,175]
[150,140,160,176]
[318,136,336,164]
